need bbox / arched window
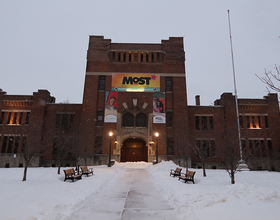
[136,113,147,127]
[123,113,134,127]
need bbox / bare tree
[52,129,74,174]
[256,65,280,94]
[219,136,240,184]
[20,122,51,181]
[190,139,207,177]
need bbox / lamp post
[108,132,113,167]
[155,132,159,164]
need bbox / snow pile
[148,161,280,220]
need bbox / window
[7,112,12,124]
[195,116,200,130]
[151,52,155,62]
[134,52,138,62]
[249,140,254,155]
[122,113,134,127]
[244,139,273,157]
[0,112,4,124]
[209,116,214,130]
[2,111,30,125]
[70,114,75,125]
[265,116,269,128]
[268,140,273,156]
[202,116,207,130]
[21,137,26,153]
[136,113,147,127]
[166,77,172,92]
[1,136,7,153]
[239,115,244,128]
[166,112,172,127]
[251,116,256,128]
[246,116,250,128]
[118,52,121,62]
[94,136,102,154]
[55,113,75,129]
[195,116,214,131]
[258,116,262,128]
[202,140,209,157]
[167,137,174,155]
[7,137,13,153]
[244,115,266,129]
[55,114,61,128]
[260,140,266,157]
[99,76,106,90]
[97,111,104,126]
[14,137,19,154]
[111,51,163,63]
[196,139,215,157]
[19,112,23,124]
[62,114,68,129]
[13,113,17,124]
[210,140,216,157]
[25,112,30,125]
[123,52,126,62]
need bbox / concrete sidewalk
[69,168,175,220]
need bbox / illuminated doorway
[121,138,147,162]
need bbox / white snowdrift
[0,161,279,220]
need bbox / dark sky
[1,0,279,105]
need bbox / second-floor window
[195,115,214,130]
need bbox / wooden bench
[170,167,182,178]
[63,168,82,182]
[179,170,196,184]
[80,166,94,177]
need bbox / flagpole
[227,10,249,170]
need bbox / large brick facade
[0,36,279,170]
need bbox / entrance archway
[121,138,148,162]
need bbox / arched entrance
[121,138,148,162]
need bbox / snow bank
[148,161,280,220]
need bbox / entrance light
[108,132,113,167]
[155,132,159,164]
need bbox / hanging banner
[111,73,160,92]
[153,92,166,123]
[104,91,118,123]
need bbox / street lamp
[155,132,159,164]
[108,132,113,167]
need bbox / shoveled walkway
[69,167,175,220]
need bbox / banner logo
[112,73,160,92]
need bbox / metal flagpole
[227,10,249,170]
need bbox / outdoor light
[108,132,113,167]
[155,132,159,164]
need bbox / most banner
[111,73,160,92]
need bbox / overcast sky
[1,1,279,105]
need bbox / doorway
[121,138,147,162]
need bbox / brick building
[0,36,279,170]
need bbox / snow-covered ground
[1,161,280,220]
